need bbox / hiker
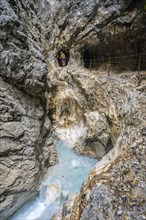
[58,50,66,66]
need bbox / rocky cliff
[0,0,146,219]
[52,70,146,220]
[0,0,57,219]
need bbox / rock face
[49,68,114,159]
[0,0,146,219]
[44,0,146,71]
[0,1,57,219]
[52,72,146,220]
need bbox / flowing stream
[9,140,97,220]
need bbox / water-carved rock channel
[9,140,97,220]
[1,1,146,219]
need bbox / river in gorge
[9,140,97,220]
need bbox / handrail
[83,53,146,62]
[82,53,146,75]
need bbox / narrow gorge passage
[0,1,145,219]
[9,140,97,220]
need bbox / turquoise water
[9,140,97,220]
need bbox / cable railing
[83,53,146,75]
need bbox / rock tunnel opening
[57,49,70,67]
[83,47,100,69]
[82,47,146,72]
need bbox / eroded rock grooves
[52,71,146,220]
[0,0,146,219]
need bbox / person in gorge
[58,50,66,66]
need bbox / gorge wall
[52,70,146,220]
[0,0,146,219]
[0,0,57,219]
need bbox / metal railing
[83,53,146,75]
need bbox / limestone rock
[50,69,113,159]
[52,73,146,220]
[44,181,62,205]
[43,0,146,70]
[0,1,57,219]
[0,0,146,219]
[42,138,58,167]
[0,75,56,220]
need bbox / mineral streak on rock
[0,0,146,219]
